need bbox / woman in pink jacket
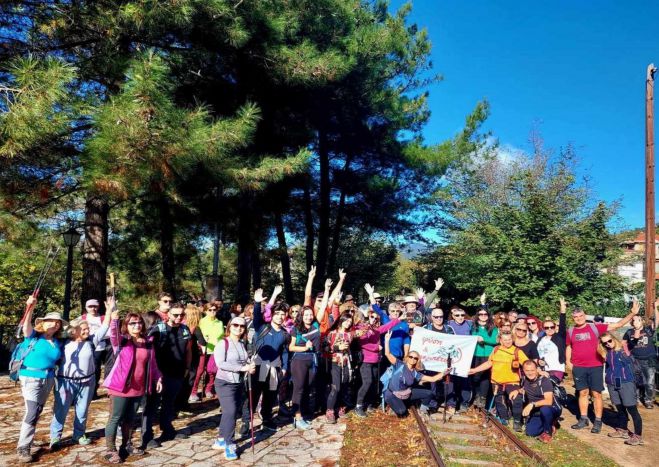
[353,284,400,418]
[103,309,162,464]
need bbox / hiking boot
[294,418,312,430]
[644,401,654,409]
[366,405,378,414]
[49,437,61,452]
[17,447,32,464]
[212,437,226,450]
[445,406,456,420]
[238,422,250,438]
[571,417,590,430]
[103,450,122,464]
[75,435,92,446]
[326,409,337,424]
[624,434,644,446]
[224,443,238,461]
[125,444,145,456]
[607,428,630,439]
[338,406,347,418]
[538,432,552,443]
[513,420,523,432]
[353,406,367,418]
[473,396,485,409]
[590,420,602,434]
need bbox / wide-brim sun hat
[403,295,418,304]
[35,312,69,329]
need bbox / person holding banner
[469,332,528,432]
[383,331,447,416]
[470,305,499,409]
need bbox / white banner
[409,327,478,377]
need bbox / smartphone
[614,377,621,389]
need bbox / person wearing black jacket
[537,299,567,380]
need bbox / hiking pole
[247,367,255,456]
[16,246,62,338]
[443,355,452,423]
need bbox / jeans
[216,380,243,442]
[636,358,656,403]
[105,395,141,450]
[18,376,55,450]
[50,377,94,441]
[356,363,378,408]
[160,375,184,436]
[525,405,561,436]
[384,388,434,416]
[291,357,316,417]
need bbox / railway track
[411,406,549,467]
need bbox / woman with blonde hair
[599,332,644,445]
[184,305,207,403]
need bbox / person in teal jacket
[470,305,499,408]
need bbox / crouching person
[382,331,446,417]
[515,360,561,443]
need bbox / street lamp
[62,226,81,320]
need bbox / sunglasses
[231,324,246,328]
[128,322,143,327]
[432,315,444,319]
[527,321,537,326]
[516,328,528,332]
[478,313,488,316]
[601,339,613,345]
[369,316,379,320]
[544,325,556,329]
[453,314,465,317]
[407,356,419,361]
[87,305,99,308]
[170,313,184,318]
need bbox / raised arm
[558,297,567,337]
[383,330,396,365]
[268,285,283,307]
[304,265,316,307]
[423,278,444,313]
[315,278,332,323]
[608,297,640,331]
[328,268,347,305]
[109,308,121,349]
[253,288,266,331]
[364,283,377,305]
[93,297,115,345]
[22,296,37,337]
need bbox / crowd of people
[11,268,658,463]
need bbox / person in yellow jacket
[194,302,225,400]
[469,332,528,431]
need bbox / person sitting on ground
[622,305,656,409]
[15,296,67,464]
[599,332,644,446]
[50,299,113,450]
[537,299,567,381]
[382,330,446,417]
[211,316,256,461]
[566,298,638,434]
[469,331,528,431]
[513,360,561,443]
[104,309,162,464]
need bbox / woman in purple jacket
[103,310,162,464]
[353,284,401,418]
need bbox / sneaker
[513,420,523,432]
[174,432,189,440]
[499,418,509,426]
[353,406,367,418]
[103,450,122,464]
[326,409,337,424]
[590,420,602,434]
[538,432,552,443]
[366,406,377,414]
[212,437,226,450]
[188,395,200,403]
[238,422,250,438]
[224,443,238,461]
[125,444,145,456]
[624,434,644,446]
[419,404,430,416]
[17,447,32,464]
[261,420,277,432]
[145,439,161,449]
[607,428,630,439]
[571,417,590,430]
[74,435,92,446]
[294,418,312,430]
[644,401,654,409]
[205,392,214,399]
[445,406,456,420]
[49,437,61,451]
[338,407,347,418]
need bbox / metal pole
[63,243,74,321]
[646,63,657,320]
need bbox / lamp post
[62,226,81,321]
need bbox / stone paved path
[0,376,344,466]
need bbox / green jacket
[199,315,225,352]
[472,324,499,358]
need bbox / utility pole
[645,63,657,319]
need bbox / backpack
[548,375,568,408]
[9,337,38,382]
[206,338,229,374]
[567,323,600,342]
[380,361,406,393]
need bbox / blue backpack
[380,361,406,393]
[8,337,38,382]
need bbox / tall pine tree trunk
[328,156,352,273]
[82,194,108,310]
[158,196,176,296]
[303,180,315,272]
[251,247,261,290]
[316,129,330,283]
[274,208,294,302]
[235,196,252,304]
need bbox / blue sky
[394,0,658,230]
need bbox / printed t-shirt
[566,323,608,367]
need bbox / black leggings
[327,363,350,411]
[615,403,643,436]
[356,363,378,408]
[291,357,316,417]
[470,356,491,401]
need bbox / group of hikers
[11,268,657,463]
